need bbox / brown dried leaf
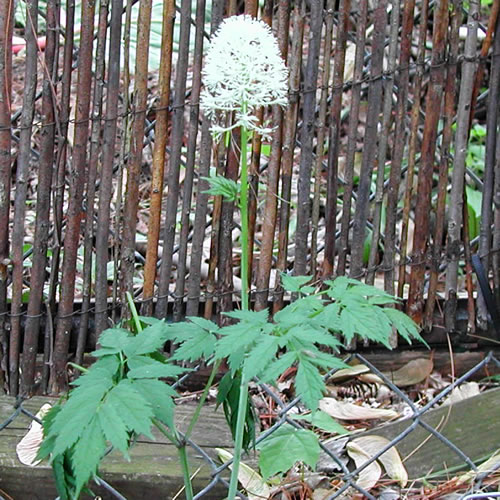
[328,364,370,383]
[216,448,271,500]
[458,449,500,484]
[350,435,408,487]
[16,403,52,466]
[346,440,382,491]
[319,398,398,421]
[382,358,433,387]
[443,382,481,406]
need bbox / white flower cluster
[200,15,288,140]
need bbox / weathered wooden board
[359,349,500,380]
[354,387,500,480]
[0,396,235,499]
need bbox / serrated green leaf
[312,303,342,332]
[257,423,320,478]
[216,371,235,408]
[295,357,325,411]
[98,401,130,457]
[138,316,162,326]
[132,378,176,429]
[383,308,426,345]
[324,276,349,299]
[72,416,107,496]
[217,372,256,451]
[71,357,120,386]
[259,352,297,383]
[50,377,114,457]
[90,346,122,357]
[127,355,187,379]
[52,453,71,500]
[349,305,393,347]
[215,323,262,359]
[124,320,169,357]
[272,297,324,329]
[202,174,240,201]
[187,316,220,333]
[367,295,400,306]
[170,321,217,362]
[224,308,269,324]
[285,324,342,351]
[339,308,357,344]
[106,380,155,438]
[291,410,349,435]
[243,335,280,381]
[280,273,313,293]
[347,282,393,299]
[97,328,132,351]
[37,404,63,461]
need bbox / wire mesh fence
[1,352,499,499]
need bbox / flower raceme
[200,15,289,140]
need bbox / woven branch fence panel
[0,0,498,395]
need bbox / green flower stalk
[200,14,288,499]
[200,14,288,308]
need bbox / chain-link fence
[1,352,500,499]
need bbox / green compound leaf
[169,319,218,362]
[242,334,280,382]
[295,356,326,411]
[124,320,170,357]
[96,327,132,352]
[132,378,177,429]
[257,423,320,478]
[71,356,120,385]
[50,375,114,457]
[127,355,187,379]
[383,307,427,346]
[259,351,296,383]
[106,380,155,438]
[216,372,256,452]
[202,174,240,201]
[71,416,107,496]
[97,401,131,457]
[279,273,314,293]
[37,404,62,461]
[215,323,262,361]
[224,308,269,324]
[291,410,349,435]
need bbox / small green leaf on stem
[257,423,320,478]
[202,174,240,202]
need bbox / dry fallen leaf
[216,448,271,500]
[350,435,408,487]
[327,364,370,383]
[16,403,52,466]
[382,358,433,387]
[346,440,382,491]
[443,382,481,406]
[320,397,399,421]
[458,449,500,484]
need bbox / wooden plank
[349,387,500,480]
[358,349,500,379]
[0,396,234,499]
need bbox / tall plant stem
[177,445,195,500]
[227,376,249,500]
[239,124,250,310]
[185,359,221,439]
[153,420,193,499]
[227,122,250,499]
